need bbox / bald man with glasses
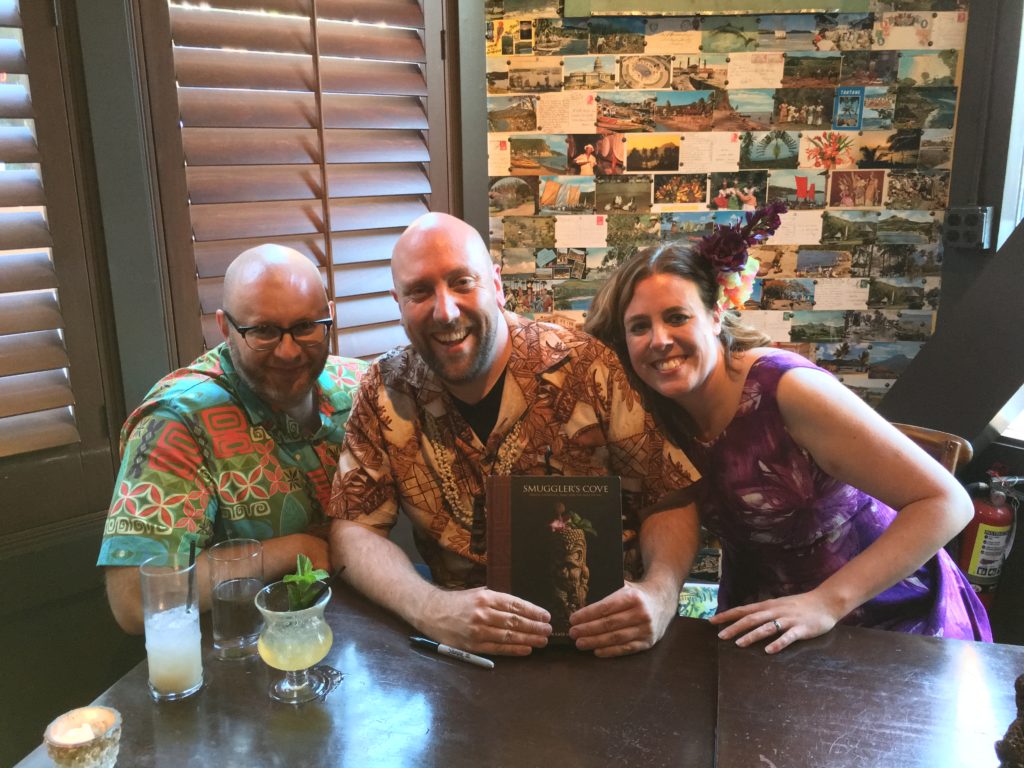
[99,244,367,634]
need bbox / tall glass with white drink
[140,553,204,701]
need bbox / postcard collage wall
[484,0,969,406]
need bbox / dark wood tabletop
[717,623,1024,768]
[16,586,718,768]
[16,586,1024,767]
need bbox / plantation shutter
[144,0,448,361]
[0,1,105,460]
[0,0,116,537]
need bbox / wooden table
[16,586,1024,767]
[16,587,718,767]
[717,624,1024,768]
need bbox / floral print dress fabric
[684,350,990,641]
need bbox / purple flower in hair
[696,200,789,273]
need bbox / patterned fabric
[98,345,367,566]
[683,350,991,641]
[329,312,700,588]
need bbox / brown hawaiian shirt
[329,312,700,588]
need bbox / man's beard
[414,318,498,386]
[227,337,329,411]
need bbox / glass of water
[208,538,264,660]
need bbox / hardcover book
[486,475,624,642]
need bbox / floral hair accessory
[695,200,789,311]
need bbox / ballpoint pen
[409,636,495,670]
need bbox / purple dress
[683,351,991,641]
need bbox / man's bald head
[222,244,327,317]
[216,244,333,413]
[391,213,494,282]
[388,213,509,403]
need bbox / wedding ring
[772,619,783,633]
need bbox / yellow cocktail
[254,581,334,703]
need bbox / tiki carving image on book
[486,476,624,641]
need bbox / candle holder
[43,706,121,768]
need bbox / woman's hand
[709,590,843,654]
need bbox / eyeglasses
[223,311,333,352]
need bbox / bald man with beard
[99,245,366,634]
[328,213,701,659]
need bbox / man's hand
[568,580,676,658]
[418,587,552,656]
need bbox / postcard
[504,215,556,248]
[562,55,617,90]
[789,310,848,343]
[752,245,799,277]
[753,14,818,53]
[726,52,784,89]
[619,55,672,90]
[652,173,708,211]
[490,176,539,217]
[701,15,759,54]
[866,277,939,310]
[534,18,590,56]
[861,87,896,130]
[759,278,815,311]
[740,131,800,170]
[897,51,959,87]
[768,170,827,210]
[782,51,843,88]
[828,170,887,208]
[771,209,825,245]
[712,88,776,131]
[816,342,872,376]
[555,214,608,248]
[537,176,595,215]
[596,176,652,213]
[929,11,969,50]
[813,277,871,310]
[508,57,563,93]
[536,91,598,134]
[795,248,853,278]
[624,134,681,173]
[500,248,538,276]
[833,86,864,130]
[488,134,512,175]
[488,96,538,133]
[740,310,792,343]
[644,17,702,54]
[885,170,950,210]
[874,12,932,50]
[866,341,925,379]
[674,53,728,91]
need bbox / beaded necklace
[422,411,525,530]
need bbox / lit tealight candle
[43,706,121,768]
[50,722,96,745]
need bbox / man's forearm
[329,519,437,629]
[637,502,701,608]
[105,533,329,636]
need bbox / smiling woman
[585,225,991,653]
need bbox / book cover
[486,475,624,641]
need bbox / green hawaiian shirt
[97,344,367,566]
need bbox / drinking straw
[305,566,346,608]
[186,540,196,613]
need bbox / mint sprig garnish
[282,554,329,610]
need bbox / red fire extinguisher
[961,477,1020,610]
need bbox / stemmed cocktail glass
[254,581,333,704]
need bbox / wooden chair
[890,422,973,474]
